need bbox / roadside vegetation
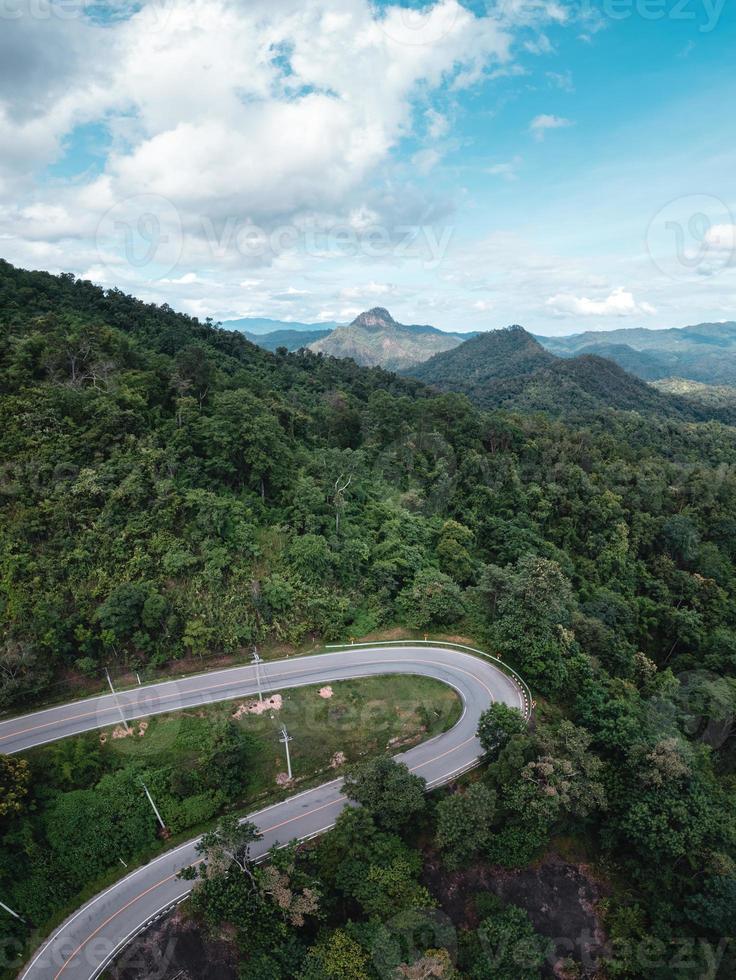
[0,675,459,976]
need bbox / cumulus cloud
[0,0,527,287]
[546,287,657,318]
[529,113,573,140]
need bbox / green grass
[93,673,462,795]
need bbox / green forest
[1,259,735,978]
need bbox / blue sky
[1,0,734,334]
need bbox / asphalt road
[4,644,526,980]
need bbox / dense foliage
[404,325,736,424]
[1,260,736,976]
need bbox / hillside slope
[407,324,555,387]
[405,324,736,423]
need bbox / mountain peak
[350,307,397,331]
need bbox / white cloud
[529,113,573,140]
[705,224,736,254]
[425,108,450,139]
[546,287,657,318]
[486,156,522,180]
[0,0,517,271]
[412,148,442,175]
[546,69,574,91]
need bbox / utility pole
[252,647,263,702]
[105,667,129,730]
[279,725,293,780]
[0,899,22,921]
[334,474,352,534]
[140,779,166,832]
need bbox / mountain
[407,324,555,388]
[222,315,342,335]
[538,321,736,385]
[242,327,332,351]
[307,307,470,370]
[404,324,736,423]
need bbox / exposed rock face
[422,852,610,979]
[108,910,239,980]
[308,307,464,370]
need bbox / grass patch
[90,672,461,794]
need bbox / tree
[477,703,527,758]
[0,755,29,819]
[259,842,321,927]
[396,949,457,979]
[44,768,158,888]
[343,757,426,832]
[482,555,578,695]
[352,855,434,919]
[461,898,550,980]
[300,929,371,980]
[195,815,262,881]
[396,568,465,630]
[437,520,475,584]
[435,783,496,869]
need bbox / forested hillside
[1,260,736,977]
[406,325,736,424]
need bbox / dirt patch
[231,694,283,718]
[423,852,610,978]
[107,908,238,980]
[111,724,135,740]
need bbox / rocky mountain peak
[350,307,397,331]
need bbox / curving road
[2,644,526,980]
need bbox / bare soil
[105,911,238,980]
[422,851,610,978]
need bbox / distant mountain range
[404,325,736,424]
[242,327,332,351]
[222,316,342,336]
[538,321,736,385]
[307,308,476,371]
[226,312,736,387]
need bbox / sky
[1,0,735,335]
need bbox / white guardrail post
[324,639,533,721]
